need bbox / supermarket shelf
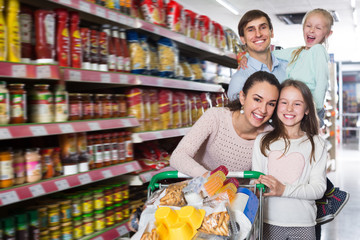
[132,127,191,143]
[0,62,60,79]
[125,166,175,186]
[0,161,141,207]
[0,117,139,140]
[83,221,130,240]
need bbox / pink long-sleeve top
[169,107,271,177]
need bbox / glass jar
[125,131,133,162]
[87,134,95,169]
[117,94,127,117]
[38,207,48,230]
[81,93,94,120]
[82,213,94,236]
[112,94,119,117]
[104,186,113,207]
[93,134,104,168]
[9,83,27,123]
[121,182,129,200]
[47,203,60,227]
[122,200,130,220]
[39,230,50,240]
[117,132,126,163]
[72,216,83,239]
[59,200,72,223]
[25,148,41,183]
[67,194,82,217]
[68,93,82,121]
[60,221,72,240]
[82,192,93,214]
[54,83,69,122]
[13,150,25,185]
[101,94,112,118]
[30,84,53,123]
[102,133,112,166]
[94,94,103,119]
[114,203,123,223]
[49,225,61,240]
[93,188,105,210]
[112,183,122,203]
[0,81,10,124]
[94,209,106,231]
[105,206,115,227]
[0,149,14,188]
[111,132,119,165]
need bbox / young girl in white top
[252,80,327,239]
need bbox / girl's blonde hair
[289,8,334,65]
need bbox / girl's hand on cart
[258,175,285,197]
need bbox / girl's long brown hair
[260,80,319,163]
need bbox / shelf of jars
[45,0,238,68]
[131,127,191,143]
[84,220,130,240]
[0,161,141,207]
[0,62,60,80]
[0,117,139,140]
[124,166,175,186]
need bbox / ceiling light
[215,0,240,15]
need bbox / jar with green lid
[72,216,83,239]
[59,200,72,223]
[27,209,40,240]
[0,81,9,125]
[2,216,15,239]
[120,182,129,200]
[61,221,72,240]
[82,191,93,214]
[104,186,113,207]
[39,230,50,240]
[49,225,61,240]
[67,194,82,217]
[94,209,106,231]
[82,213,94,236]
[114,203,123,223]
[48,203,60,227]
[122,200,130,219]
[93,188,105,210]
[38,207,48,230]
[105,206,115,227]
[112,183,123,203]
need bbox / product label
[83,102,94,116]
[10,94,24,117]
[111,143,118,161]
[48,212,60,224]
[108,54,116,70]
[83,200,93,213]
[13,162,25,178]
[125,140,133,158]
[0,92,9,117]
[95,218,106,231]
[83,222,93,235]
[0,23,6,60]
[103,143,111,162]
[44,14,55,45]
[124,57,131,71]
[94,197,104,210]
[94,144,103,163]
[0,160,13,180]
[73,226,82,239]
[118,142,125,160]
[70,103,81,116]
[26,160,41,179]
[19,13,32,43]
[113,192,122,202]
[72,203,82,216]
[117,56,124,71]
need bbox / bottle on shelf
[9,83,26,124]
[119,28,130,73]
[35,10,55,63]
[0,149,14,188]
[68,93,82,121]
[90,25,99,71]
[6,0,20,62]
[80,27,91,70]
[0,0,6,61]
[101,24,116,72]
[19,6,33,63]
[111,25,124,73]
[98,25,109,71]
[77,132,89,172]
[54,8,70,67]
[69,11,82,68]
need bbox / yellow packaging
[0,0,7,61]
[6,0,20,62]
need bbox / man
[227,10,287,101]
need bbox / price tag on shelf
[88,122,101,131]
[29,126,48,136]
[121,118,131,127]
[153,27,160,34]
[78,174,92,185]
[127,17,136,27]
[59,124,74,133]
[157,78,164,86]
[125,164,135,173]
[69,70,81,81]
[141,172,152,182]
[118,74,128,84]
[118,15,126,24]
[108,11,118,22]
[36,65,51,79]
[0,191,19,205]
[55,179,70,191]
[100,74,111,83]
[0,128,12,139]
[96,6,106,18]
[79,0,91,13]
[116,225,128,236]
[154,131,163,138]
[11,65,27,78]
[29,184,46,197]
[93,237,104,240]
[59,0,72,5]
[102,170,113,178]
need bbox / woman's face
[239,81,279,128]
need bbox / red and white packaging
[140,0,166,26]
[166,0,184,33]
[197,15,211,44]
[184,9,196,39]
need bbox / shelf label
[157,78,164,86]
[93,237,104,240]
[102,170,113,178]
[116,225,128,236]
[59,124,74,133]
[79,0,91,13]
[121,118,132,127]
[29,126,48,136]
[153,27,160,34]
[59,0,72,5]
[119,15,126,24]
[100,73,111,83]
[78,174,92,185]
[108,11,118,22]
[0,191,19,205]
[96,6,106,18]
[118,74,128,83]
[142,172,152,182]
[55,179,70,191]
[0,128,12,139]
[36,65,51,79]
[127,18,136,27]
[125,164,135,173]
[29,184,46,197]
[11,65,27,78]
[88,122,101,131]
[69,70,81,81]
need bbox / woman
[170,71,280,177]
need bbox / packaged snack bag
[158,89,173,130]
[127,30,146,74]
[158,37,176,78]
[166,0,184,33]
[126,88,145,132]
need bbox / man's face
[240,16,273,55]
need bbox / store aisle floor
[321,146,360,240]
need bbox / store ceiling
[177,0,360,61]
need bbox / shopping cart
[147,170,266,240]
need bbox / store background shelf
[0,117,139,140]
[0,161,141,207]
[0,62,60,79]
[132,127,191,143]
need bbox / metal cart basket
[147,170,266,240]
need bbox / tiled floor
[320,145,360,240]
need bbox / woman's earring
[240,106,244,114]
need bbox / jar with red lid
[9,83,27,124]
[111,132,119,165]
[102,134,112,166]
[69,93,82,121]
[117,132,126,163]
[125,131,133,162]
[117,94,127,117]
[93,134,104,169]
[82,94,94,120]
